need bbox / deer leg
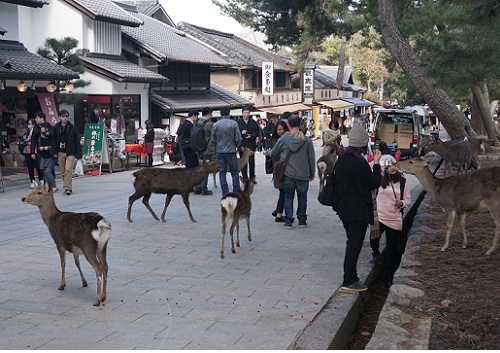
[96,245,108,302]
[441,210,456,252]
[73,254,88,287]
[160,193,175,222]
[229,219,237,253]
[57,247,66,290]
[221,211,227,258]
[213,172,218,188]
[458,213,467,249]
[486,209,500,255]
[235,221,240,248]
[84,253,104,306]
[246,216,252,241]
[127,192,144,222]
[181,192,197,223]
[142,193,160,221]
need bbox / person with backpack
[192,107,215,195]
[178,110,199,170]
[370,154,411,288]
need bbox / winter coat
[53,121,82,159]
[237,117,259,151]
[210,117,242,154]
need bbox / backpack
[189,120,208,153]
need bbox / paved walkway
[0,139,421,349]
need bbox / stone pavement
[0,139,422,350]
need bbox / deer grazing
[317,149,337,192]
[212,147,254,188]
[127,159,221,223]
[21,172,110,306]
[395,157,500,255]
[220,178,254,258]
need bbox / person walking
[175,116,187,166]
[209,106,242,196]
[268,114,315,229]
[178,110,199,170]
[268,120,289,222]
[370,157,411,287]
[143,119,155,167]
[237,106,259,184]
[30,111,47,182]
[21,118,43,188]
[194,107,215,195]
[38,122,58,192]
[53,110,82,195]
[333,120,382,292]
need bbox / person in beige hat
[333,120,382,291]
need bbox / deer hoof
[236,243,240,247]
[440,247,447,252]
[220,251,225,258]
[93,299,101,306]
[58,285,65,291]
[485,250,493,256]
[82,281,88,287]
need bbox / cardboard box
[397,132,413,149]
[398,123,413,132]
[378,131,397,144]
[379,123,396,132]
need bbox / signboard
[82,123,105,165]
[262,61,274,96]
[302,65,315,105]
[36,93,58,125]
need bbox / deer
[220,178,254,258]
[127,159,221,223]
[395,157,500,255]
[212,147,254,188]
[317,149,337,193]
[423,136,482,176]
[21,171,110,306]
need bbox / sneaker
[65,189,72,195]
[30,182,36,189]
[272,210,277,217]
[275,216,285,223]
[252,180,257,185]
[193,188,202,194]
[341,281,368,292]
[52,187,58,193]
[298,221,307,228]
[284,222,293,229]
[201,190,213,195]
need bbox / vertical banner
[302,66,315,105]
[262,61,274,96]
[36,93,59,125]
[82,123,105,165]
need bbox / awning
[257,103,312,115]
[317,100,355,111]
[339,97,374,107]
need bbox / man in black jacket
[237,106,259,184]
[53,110,82,195]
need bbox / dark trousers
[275,188,285,214]
[184,148,199,170]
[370,222,404,284]
[240,153,255,180]
[342,220,368,286]
[24,154,42,182]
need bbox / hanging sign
[36,93,58,125]
[262,61,274,96]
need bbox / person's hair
[188,110,198,118]
[58,109,69,117]
[288,114,301,128]
[329,119,339,130]
[378,141,391,155]
[242,106,252,112]
[201,107,212,116]
[28,118,36,126]
[380,169,403,189]
[220,106,230,116]
[145,119,153,128]
[272,121,289,139]
[40,122,52,130]
[281,111,291,120]
[35,111,46,120]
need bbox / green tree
[37,37,89,104]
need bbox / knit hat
[379,154,397,168]
[348,120,369,147]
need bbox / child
[38,122,58,192]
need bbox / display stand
[152,128,166,166]
[102,132,126,173]
[82,123,104,175]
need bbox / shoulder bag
[318,164,337,207]
[273,150,293,182]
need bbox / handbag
[265,156,274,174]
[273,151,293,182]
[317,164,337,207]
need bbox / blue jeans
[283,176,309,224]
[217,153,241,196]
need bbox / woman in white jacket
[370,157,411,287]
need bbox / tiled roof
[177,22,292,71]
[63,0,142,27]
[0,0,48,8]
[0,40,79,80]
[122,12,227,66]
[151,82,251,112]
[315,65,354,89]
[79,53,166,82]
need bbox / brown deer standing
[220,178,254,258]
[21,172,110,306]
[212,147,254,188]
[317,149,337,192]
[424,136,473,176]
[395,157,500,255]
[127,160,221,223]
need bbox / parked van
[370,107,423,158]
